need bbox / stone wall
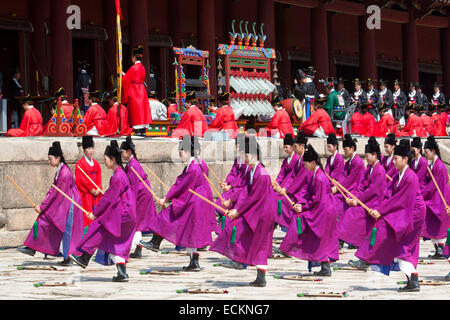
[1,136,449,248]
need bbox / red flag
[115,0,123,20]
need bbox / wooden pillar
[258,0,276,49]
[441,14,450,98]
[275,3,291,93]
[103,0,117,91]
[402,6,419,87]
[311,0,329,82]
[359,14,377,81]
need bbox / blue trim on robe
[60,199,74,259]
[370,262,401,276]
[94,249,114,266]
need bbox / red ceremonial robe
[420,114,432,136]
[75,156,102,227]
[6,106,43,137]
[399,114,425,137]
[207,105,238,138]
[260,108,294,138]
[173,105,208,137]
[376,113,398,137]
[430,113,446,137]
[83,103,108,136]
[105,102,133,136]
[350,112,364,135]
[360,112,377,137]
[300,108,335,136]
[122,61,152,127]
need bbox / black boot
[249,269,267,287]
[313,262,332,277]
[348,259,370,271]
[129,245,142,258]
[57,258,72,266]
[112,263,129,282]
[69,252,92,269]
[17,246,36,257]
[139,234,163,252]
[428,244,445,260]
[339,240,344,250]
[183,252,201,271]
[398,273,420,292]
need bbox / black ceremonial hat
[82,136,94,150]
[327,133,338,146]
[384,133,396,146]
[394,139,411,157]
[283,133,295,146]
[411,137,422,149]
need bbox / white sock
[131,231,142,251]
[256,265,268,272]
[110,254,126,264]
[431,239,446,245]
[395,258,417,278]
[187,248,198,258]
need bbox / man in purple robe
[18,142,84,266]
[70,141,137,282]
[382,133,397,181]
[325,133,345,186]
[410,137,428,186]
[421,136,450,259]
[120,136,157,259]
[340,137,387,249]
[210,136,277,287]
[351,139,426,292]
[280,144,338,276]
[139,135,216,271]
[334,134,365,249]
[276,133,299,187]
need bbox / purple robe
[411,155,428,186]
[209,163,277,265]
[276,152,299,188]
[325,152,345,185]
[280,168,339,262]
[275,155,313,228]
[335,154,365,221]
[24,164,84,259]
[337,161,387,247]
[77,166,137,263]
[421,158,450,239]
[124,157,157,232]
[225,158,247,187]
[382,155,397,180]
[149,158,216,248]
[356,167,426,269]
[199,158,219,234]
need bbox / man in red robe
[122,46,152,136]
[172,91,208,137]
[399,104,425,137]
[300,96,335,137]
[430,105,447,136]
[83,90,108,136]
[207,92,238,138]
[105,89,133,136]
[75,136,102,228]
[359,104,377,137]
[259,94,295,138]
[6,94,43,137]
[418,105,432,136]
[375,103,399,137]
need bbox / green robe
[324,90,345,120]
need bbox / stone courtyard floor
[0,230,448,300]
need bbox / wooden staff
[209,169,222,185]
[6,175,37,208]
[189,189,228,215]
[130,166,160,202]
[270,176,295,206]
[76,165,105,195]
[427,167,449,209]
[203,173,224,202]
[332,179,373,214]
[322,170,349,201]
[386,174,393,182]
[144,166,170,191]
[51,184,90,216]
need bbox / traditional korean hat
[186,91,197,102]
[378,102,388,113]
[342,133,357,149]
[89,90,101,101]
[378,79,388,87]
[394,139,411,157]
[120,136,135,152]
[433,81,442,88]
[304,66,316,77]
[415,82,422,89]
[327,133,338,146]
[294,130,308,145]
[105,140,122,165]
[296,69,306,80]
[337,77,345,85]
[109,88,118,99]
[78,61,90,69]
[48,141,63,158]
[82,136,94,150]
[352,78,362,86]
[365,136,380,154]
[283,133,295,146]
[132,45,144,59]
[323,77,336,88]
[411,137,422,149]
[315,94,327,106]
[271,94,282,106]
[148,91,157,98]
[218,92,229,104]
[303,144,319,162]
[424,136,439,153]
[408,81,416,88]
[22,93,33,105]
[55,87,67,100]
[366,78,375,86]
[393,79,401,86]
[384,133,396,146]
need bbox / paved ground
[0,230,448,300]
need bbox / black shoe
[17,246,36,257]
[339,240,344,250]
[129,245,142,259]
[445,272,450,282]
[112,264,129,282]
[428,244,445,260]
[249,269,267,287]
[183,253,201,272]
[140,234,163,252]
[398,274,420,292]
[69,252,92,269]
[313,262,332,277]
[57,258,72,266]
[348,259,369,271]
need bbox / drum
[282,98,303,122]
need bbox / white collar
[429,155,438,167]
[135,61,142,65]
[81,69,87,74]
[186,157,195,171]
[409,90,416,98]
[250,162,259,184]
[367,88,374,96]
[397,166,408,186]
[84,155,94,167]
[287,152,294,164]
[13,78,22,87]
[370,160,379,176]
[349,153,356,163]
[55,163,63,180]
[380,88,387,95]
[305,78,313,83]
[393,89,401,97]
[354,89,362,97]
[387,154,393,164]
[330,88,335,93]
[312,166,319,178]
[433,91,440,99]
